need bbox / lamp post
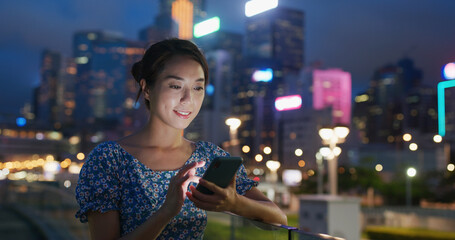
[406,167,417,207]
[225,118,241,156]
[318,126,349,195]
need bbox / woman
[75,38,287,240]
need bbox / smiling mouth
[174,110,192,119]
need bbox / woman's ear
[140,79,150,100]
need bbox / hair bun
[131,60,143,83]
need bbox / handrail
[3,180,340,240]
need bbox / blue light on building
[16,117,26,127]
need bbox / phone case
[196,157,243,195]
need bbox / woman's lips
[174,110,191,119]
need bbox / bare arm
[87,161,205,240]
[187,178,288,225]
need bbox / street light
[318,126,350,195]
[225,118,241,156]
[406,167,417,207]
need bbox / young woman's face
[146,55,205,130]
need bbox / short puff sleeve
[75,142,121,223]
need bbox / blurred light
[253,168,261,175]
[252,68,273,82]
[354,94,369,103]
[43,161,60,173]
[307,169,315,176]
[46,155,54,161]
[242,145,250,153]
[36,132,44,140]
[245,0,278,17]
[68,163,82,174]
[295,148,303,157]
[375,164,383,172]
[275,95,302,111]
[266,160,280,171]
[333,146,342,156]
[206,84,215,96]
[447,163,455,172]
[319,147,331,158]
[437,80,455,137]
[225,118,241,130]
[298,160,305,167]
[403,133,412,142]
[334,126,349,139]
[407,167,417,177]
[319,128,334,141]
[69,136,80,145]
[253,176,260,181]
[409,143,418,151]
[282,169,302,186]
[443,62,455,80]
[16,117,26,127]
[433,134,443,143]
[75,56,88,64]
[77,152,85,160]
[64,180,72,188]
[193,17,220,38]
[255,154,263,162]
[263,146,272,154]
[48,131,62,140]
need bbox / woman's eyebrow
[164,75,205,82]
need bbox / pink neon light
[275,95,302,111]
[312,69,352,125]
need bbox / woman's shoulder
[196,141,229,157]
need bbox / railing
[2,180,339,240]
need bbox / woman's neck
[135,117,186,149]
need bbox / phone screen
[196,157,243,195]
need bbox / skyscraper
[36,49,61,128]
[236,7,304,163]
[73,31,144,131]
[245,7,304,74]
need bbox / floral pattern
[75,141,258,239]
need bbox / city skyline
[1,0,455,116]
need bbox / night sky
[1,0,454,116]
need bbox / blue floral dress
[75,141,258,239]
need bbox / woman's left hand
[186,177,238,212]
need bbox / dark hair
[131,38,209,109]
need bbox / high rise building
[73,31,145,132]
[312,69,352,126]
[36,49,61,128]
[245,7,304,74]
[235,7,304,165]
[140,0,206,43]
[352,58,430,144]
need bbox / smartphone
[196,156,243,195]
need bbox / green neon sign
[437,79,455,137]
[193,17,220,38]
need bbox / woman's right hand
[161,161,205,216]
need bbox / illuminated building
[245,7,304,74]
[73,31,145,136]
[36,50,61,128]
[352,58,437,144]
[140,0,206,42]
[313,68,352,126]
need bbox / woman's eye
[194,86,204,91]
[170,85,181,89]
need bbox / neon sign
[275,95,302,111]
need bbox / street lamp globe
[225,118,241,130]
[334,126,350,139]
[407,167,417,177]
[433,134,443,143]
[318,128,334,141]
